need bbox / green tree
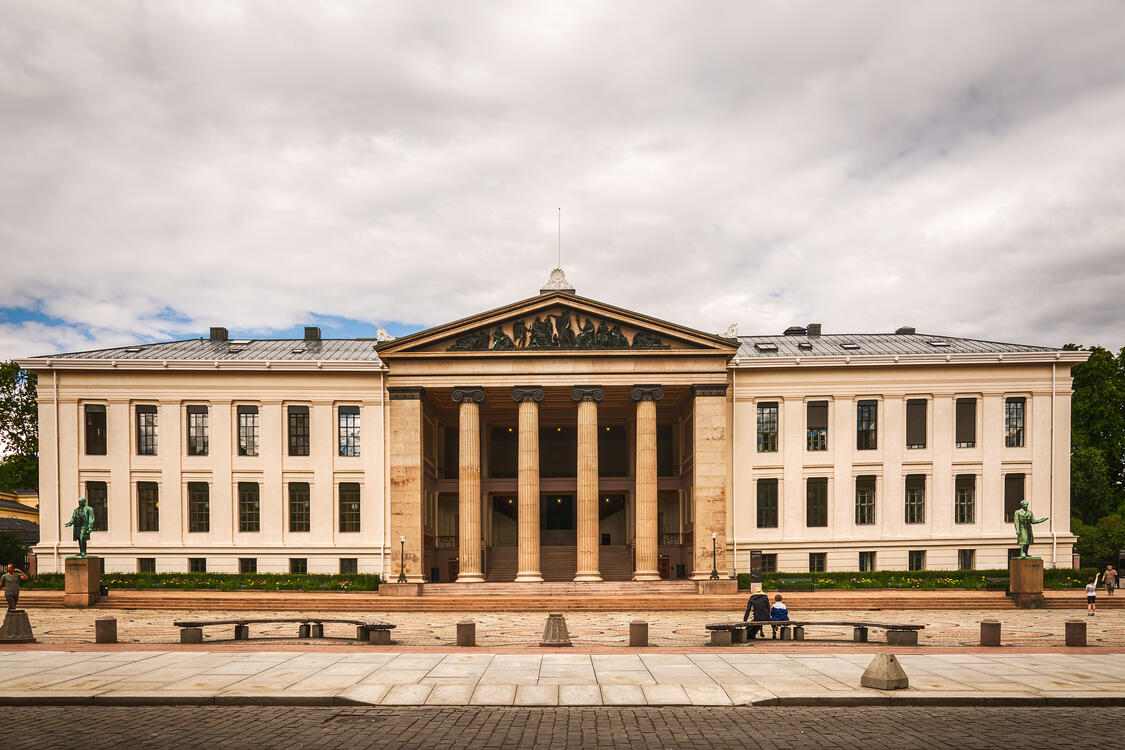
[0,361,38,491]
[1065,345,1125,523]
[0,532,29,569]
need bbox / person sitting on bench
[743,590,771,638]
[769,594,789,639]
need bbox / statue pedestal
[1008,557,1044,609]
[0,610,35,643]
[64,557,102,608]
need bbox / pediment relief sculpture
[447,307,670,352]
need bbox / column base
[456,573,486,584]
[633,571,661,582]
[515,573,544,582]
[573,573,603,582]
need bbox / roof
[0,497,35,514]
[0,517,39,546]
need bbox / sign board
[749,550,764,584]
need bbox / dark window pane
[138,558,156,573]
[906,399,927,449]
[756,479,778,528]
[905,474,925,524]
[339,558,358,574]
[339,482,361,532]
[1005,398,1025,448]
[908,550,925,571]
[440,426,458,479]
[756,402,778,452]
[188,482,210,533]
[288,405,310,457]
[761,554,777,572]
[807,401,828,451]
[600,425,629,477]
[958,549,976,570]
[187,406,209,456]
[137,482,159,532]
[86,481,108,532]
[289,558,307,574]
[289,482,311,532]
[656,424,676,476]
[489,427,517,478]
[809,552,826,573]
[189,558,206,572]
[136,405,158,456]
[955,474,975,524]
[806,478,828,527]
[856,400,878,450]
[84,405,107,455]
[238,405,259,457]
[238,482,260,532]
[955,398,976,447]
[859,551,876,572]
[855,475,876,525]
[239,558,257,574]
[1004,473,1025,523]
[338,405,360,457]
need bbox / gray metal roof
[736,332,1060,359]
[37,338,383,362]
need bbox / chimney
[895,326,916,335]
[806,323,821,337]
[209,327,228,343]
[304,326,322,342]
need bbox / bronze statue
[490,326,515,350]
[576,318,595,348]
[1013,499,1048,558]
[607,325,628,348]
[512,319,528,348]
[65,497,96,557]
[595,320,610,347]
[632,331,666,349]
[553,311,576,348]
[448,329,489,351]
[529,317,552,349]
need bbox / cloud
[1,0,1124,361]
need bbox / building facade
[19,273,1087,579]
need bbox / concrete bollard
[853,626,868,643]
[1065,619,1087,647]
[886,629,918,646]
[629,620,648,647]
[369,628,391,645]
[310,623,324,638]
[540,613,572,647]
[779,625,791,641]
[980,620,1002,647]
[180,627,203,644]
[457,619,476,647]
[710,629,732,647]
[356,625,369,641]
[793,626,805,641]
[298,623,311,638]
[94,617,117,644]
[234,624,249,640]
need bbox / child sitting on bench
[770,594,789,639]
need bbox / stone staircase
[485,545,634,582]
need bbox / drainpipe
[1050,360,1057,566]
[731,364,737,578]
[381,369,389,581]
[53,368,60,571]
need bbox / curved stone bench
[173,617,396,644]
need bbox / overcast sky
[2,1,1124,361]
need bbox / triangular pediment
[376,293,737,358]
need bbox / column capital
[511,386,545,403]
[388,386,424,400]
[629,385,664,402]
[691,384,728,398]
[451,387,486,404]
[570,386,605,403]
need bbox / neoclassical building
[20,270,1087,580]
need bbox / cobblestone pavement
[20,606,1125,647]
[9,706,1123,749]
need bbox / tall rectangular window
[289,482,311,532]
[905,399,927,449]
[756,479,778,528]
[756,402,778,452]
[908,550,925,571]
[761,554,778,572]
[808,552,826,573]
[186,405,209,456]
[806,400,828,451]
[238,481,260,532]
[84,404,107,455]
[904,475,926,524]
[958,549,976,570]
[287,405,310,456]
[338,406,361,457]
[955,474,976,524]
[1005,397,1026,447]
[86,480,108,532]
[136,405,158,456]
[856,400,878,450]
[239,558,257,574]
[955,398,977,448]
[188,482,210,533]
[859,551,876,572]
[855,475,876,525]
[806,477,828,528]
[339,482,361,532]
[237,405,259,457]
[137,481,159,532]
[1004,473,1025,523]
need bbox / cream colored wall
[33,368,388,574]
[729,361,1077,571]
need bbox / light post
[710,531,719,580]
[397,534,407,583]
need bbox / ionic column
[691,383,730,580]
[631,385,664,581]
[452,387,486,583]
[572,386,605,582]
[513,386,545,582]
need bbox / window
[756,479,778,528]
[289,558,307,574]
[338,406,361,457]
[806,478,828,527]
[339,482,361,532]
[908,550,925,571]
[760,554,777,573]
[756,402,778,452]
[84,404,107,455]
[1004,473,1025,523]
[958,549,976,570]
[237,405,260,456]
[188,482,210,533]
[188,557,206,573]
[809,552,826,573]
[1005,397,1025,447]
[806,400,828,451]
[137,558,156,573]
[136,405,158,455]
[955,474,975,524]
[86,481,108,532]
[904,475,925,524]
[859,551,876,572]
[238,482,260,532]
[955,398,976,448]
[289,482,311,532]
[137,481,159,532]
[186,405,208,456]
[239,558,257,574]
[856,400,878,450]
[340,558,358,575]
[855,475,876,525]
[287,405,310,456]
[905,399,927,449]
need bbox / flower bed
[736,568,1096,591]
[22,572,382,591]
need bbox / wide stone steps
[485,545,635,582]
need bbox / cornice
[15,358,388,373]
[729,350,1090,369]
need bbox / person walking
[1104,565,1118,596]
[1086,576,1100,616]
[2,564,28,611]
[769,594,790,639]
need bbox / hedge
[21,572,382,592]
[735,568,1097,591]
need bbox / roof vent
[754,342,778,352]
[927,340,951,347]
[895,326,916,335]
[783,325,806,336]
[841,342,861,350]
[806,323,821,337]
[228,345,246,354]
[798,342,813,350]
[304,326,321,342]
[209,327,228,343]
[124,346,142,353]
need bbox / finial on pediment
[722,322,739,338]
[376,326,395,342]
[540,267,576,295]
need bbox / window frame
[287,405,310,457]
[338,405,361,457]
[137,481,159,532]
[237,405,260,457]
[288,481,311,533]
[755,478,778,528]
[905,398,927,449]
[955,474,975,524]
[1005,397,1026,448]
[858,551,876,572]
[86,480,109,532]
[808,552,826,573]
[188,557,207,573]
[805,477,828,528]
[856,400,878,450]
[339,558,359,575]
[339,481,361,533]
[904,474,926,525]
[955,397,977,448]
[908,550,926,571]
[756,402,779,453]
[187,481,210,533]
[854,475,876,525]
[238,481,260,533]
[806,400,828,452]
[186,405,209,456]
[238,558,257,574]
[289,558,308,574]
[84,404,107,456]
[136,404,158,456]
[957,549,976,571]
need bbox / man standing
[2,564,28,611]
[65,497,96,557]
[1105,565,1118,596]
[1013,499,1048,558]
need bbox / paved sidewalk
[3,650,1125,706]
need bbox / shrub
[735,568,1096,590]
[22,572,382,591]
